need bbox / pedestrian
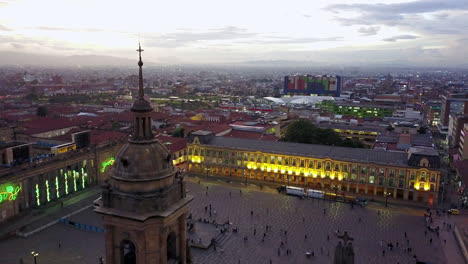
[251,210,253,216]
[323,208,326,215]
[382,250,385,257]
[305,234,308,240]
[254,229,256,236]
[60,201,64,208]
[205,206,208,212]
[404,231,407,238]
[240,189,242,195]
[269,259,272,264]
[229,192,231,197]
[424,230,427,236]
[429,238,432,244]
[358,217,361,223]
[444,239,446,245]
[321,247,323,254]
[19,258,23,264]
[99,257,104,264]
[327,235,330,241]
[58,242,61,248]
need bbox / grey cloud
[10,43,24,49]
[145,26,256,48]
[327,0,468,36]
[245,36,343,44]
[358,26,380,36]
[37,26,103,32]
[382,35,419,42]
[329,0,468,17]
[0,24,12,31]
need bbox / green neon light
[0,185,21,204]
[64,173,69,195]
[46,180,50,202]
[101,157,115,173]
[35,184,40,206]
[55,177,60,198]
[73,170,77,192]
[81,168,86,189]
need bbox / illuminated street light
[384,192,392,207]
[31,251,39,264]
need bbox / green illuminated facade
[31,162,89,207]
[0,184,21,204]
[317,101,394,118]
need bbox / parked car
[447,209,460,215]
[356,198,368,206]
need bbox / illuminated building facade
[283,75,341,97]
[318,101,394,118]
[0,144,121,223]
[187,133,441,205]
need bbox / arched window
[121,240,136,264]
[167,232,177,261]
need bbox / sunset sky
[0,0,467,66]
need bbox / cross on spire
[137,43,144,99]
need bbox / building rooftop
[202,136,410,167]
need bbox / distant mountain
[0,51,136,67]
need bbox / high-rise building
[440,93,468,126]
[283,75,341,97]
[95,44,193,264]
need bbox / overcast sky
[0,0,467,66]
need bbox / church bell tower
[95,44,193,264]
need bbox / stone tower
[95,44,193,264]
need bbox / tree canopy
[282,119,366,148]
[36,106,48,117]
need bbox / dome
[111,141,176,182]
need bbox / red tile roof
[155,134,188,153]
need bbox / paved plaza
[0,178,464,264]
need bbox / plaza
[0,178,463,264]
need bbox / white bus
[306,189,325,199]
[286,186,305,197]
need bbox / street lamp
[332,185,339,200]
[31,251,39,264]
[384,192,392,207]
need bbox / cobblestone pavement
[0,180,461,264]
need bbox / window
[361,166,367,174]
[399,170,405,178]
[351,165,357,173]
[194,149,199,155]
[430,174,436,182]
[308,160,314,169]
[285,158,289,166]
[369,176,375,184]
[410,172,415,180]
[300,160,305,167]
[325,162,331,170]
[263,156,268,163]
[430,184,435,191]
[326,171,330,178]
[370,167,375,176]
[317,162,322,169]
[188,148,192,155]
[388,178,394,187]
[343,164,348,172]
[278,157,283,164]
[351,173,357,181]
[271,156,275,164]
[378,177,385,186]
[343,172,348,180]
[292,159,297,167]
[360,176,366,183]
[420,172,427,181]
[389,169,395,177]
[399,180,404,188]
[334,164,340,171]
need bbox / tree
[172,126,185,138]
[36,106,48,117]
[282,119,366,148]
[417,126,427,134]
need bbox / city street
[0,179,465,264]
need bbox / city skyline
[0,0,467,67]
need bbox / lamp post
[31,251,39,264]
[332,185,339,200]
[385,192,392,207]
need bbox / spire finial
[137,43,144,99]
